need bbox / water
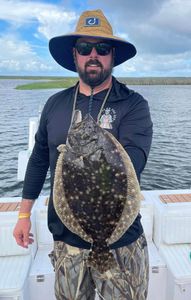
[0,80,190,197]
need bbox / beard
[75,59,113,88]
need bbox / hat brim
[49,34,137,72]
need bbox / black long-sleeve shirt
[22,77,153,249]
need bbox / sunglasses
[75,42,112,56]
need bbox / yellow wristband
[18,213,31,219]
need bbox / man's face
[74,37,114,87]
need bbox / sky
[0,0,191,77]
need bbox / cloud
[37,10,77,40]
[115,51,191,77]
[153,0,191,37]
[0,0,79,74]
[130,0,191,55]
[0,0,78,39]
[0,34,53,73]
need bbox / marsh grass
[15,77,78,90]
[1,76,191,90]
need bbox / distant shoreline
[0,76,191,89]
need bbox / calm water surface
[0,79,190,197]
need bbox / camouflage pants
[49,234,149,300]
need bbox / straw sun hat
[49,9,136,72]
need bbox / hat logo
[84,17,100,27]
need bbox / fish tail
[87,249,117,273]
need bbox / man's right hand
[13,218,34,248]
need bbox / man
[13,9,152,300]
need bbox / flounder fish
[53,110,141,273]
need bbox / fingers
[13,227,34,248]
[13,231,26,248]
[28,233,34,245]
[14,233,34,248]
[29,238,34,245]
[15,232,26,247]
[23,228,31,247]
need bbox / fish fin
[57,144,66,153]
[87,249,117,274]
[72,110,82,125]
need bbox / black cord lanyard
[88,87,94,116]
[70,83,112,127]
